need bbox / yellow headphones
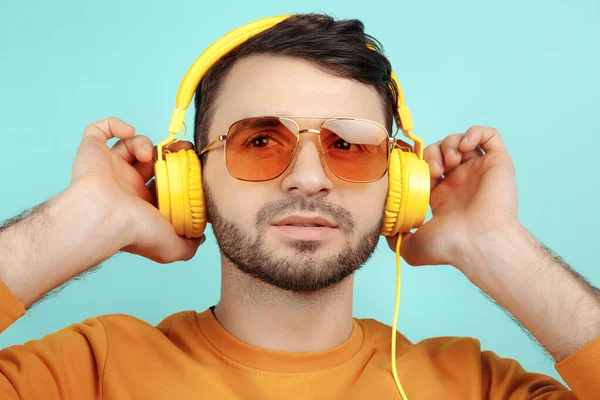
[154,15,430,239]
[154,15,429,398]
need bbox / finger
[127,234,204,264]
[111,135,154,164]
[146,177,156,199]
[136,184,157,207]
[134,140,196,184]
[385,229,441,266]
[461,147,484,163]
[125,203,205,263]
[459,126,505,154]
[397,223,452,266]
[440,134,465,172]
[385,233,400,253]
[75,118,136,164]
[423,140,445,178]
[82,117,135,142]
[136,161,156,184]
[399,229,435,266]
[430,175,443,191]
[423,141,445,191]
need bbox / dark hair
[193,13,399,161]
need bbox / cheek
[203,156,238,220]
[348,179,388,229]
[224,188,260,226]
[205,166,271,228]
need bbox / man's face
[202,55,389,292]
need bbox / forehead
[208,55,386,137]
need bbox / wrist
[455,220,600,361]
[66,182,133,250]
[39,184,132,300]
[454,220,540,288]
[1,185,131,307]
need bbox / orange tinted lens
[320,119,389,181]
[225,117,298,181]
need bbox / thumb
[393,221,452,266]
[123,202,205,263]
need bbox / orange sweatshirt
[0,280,598,399]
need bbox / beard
[204,185,383,292]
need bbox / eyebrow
[231,115,336,131]
[230,117,282,133]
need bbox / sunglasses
[199,116,397,183]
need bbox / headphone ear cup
[399,152,430,233]
[184,149,207,238]
[155,159,172,222]
[381,148,430,236]
[154,149,206,238]
[381,148,403,236]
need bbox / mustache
[256,196,355,233]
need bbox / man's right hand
[71,117,204,263]
[0,117,204,308]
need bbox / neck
[213,254,355,352]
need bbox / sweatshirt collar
[194,308,365,372]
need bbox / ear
[166,140,195,152]
[395,138,413,152]
[199,160,211,225]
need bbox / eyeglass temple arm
[199,135,227,155]
[392,137,413,153]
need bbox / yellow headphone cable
[392,233,408,399]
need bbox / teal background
[1,0,598,385]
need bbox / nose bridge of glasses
[295,128,326,156]
[288,133,331,182]
[298,128,321,135]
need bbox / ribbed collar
[194,308,365,373]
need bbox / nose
[280,133,334,198]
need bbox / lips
[272,215,337,228]
[271,215,338,241]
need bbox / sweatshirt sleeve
[0,279,108,399]
[482,336,600,400]
[0,279,25,334]
[555,336,600,400]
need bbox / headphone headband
[160,14,424,160]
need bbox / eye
[252,135,271,148]
[333,139,352,151]
[331,139,368,152]
[243,131,279,148]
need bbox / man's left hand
[387,126,600,363]
[387,125,522,275]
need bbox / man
[0,13,598,400]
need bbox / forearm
[459,223,600,362]
[0,185,127,308]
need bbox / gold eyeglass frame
[199,116,404,183]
